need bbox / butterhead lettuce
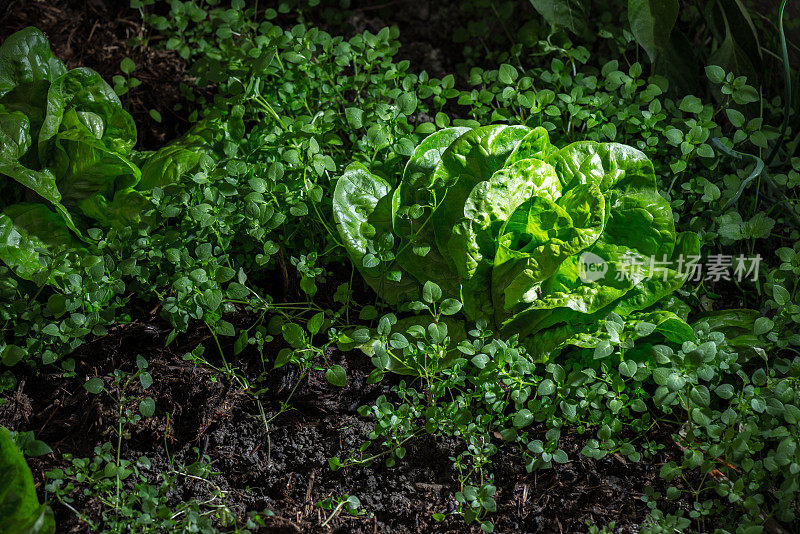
[333,125,700,359]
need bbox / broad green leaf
[706,0,762,81]
[0,115,59,203]
[529,0,588,35]
[422,280,442,303]
[498,64,518,84]
[0,28,66,98]
[537,378,556,395]
[449,157,561,320]
[431,125,529,265]
[627,0,679,62]
[693,308,759,335]
[281,323,305,349]
[0,111,77,232]
[0,111,30,161]
[49,123,141,219]
[307,312,325,335]
[523,309,691,361]
[0,203,75,280]
[773,285,791,306]
[754,316,773,336]
[79,188,152,230]
[651,295,691,321]
[513,408,534,428]
[705,65,725,84]
[83,377,104,394]
[393,128,470,300]
[333,162,418,304]
[678,95,703,114]
[397,126,471,221]
[440,298,462,315]
[39,67,136,161]
[492,183,605,321]
[120,57,135,75]
[619,360,638,377]
[344,107,363,129]
[545,141,656,192]
[605,231,700,317]
[504,126,554,165]
[139,397,155,417]
[0,427,55,534]
[0,57,141,237]
[654,29,701,94]
[136,130,213,190]
[650,313,694,344]
[1,77,50,158]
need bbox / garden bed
[4,310,694,533]
[0,1,798,533]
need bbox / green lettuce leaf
[333,162,419,304]
[135,121,216,191]
[0,203,75,281]
[0,31,143,240]
[0,27,66,98]
[449,158,563,320]
[39,67,136,162]
[0,111,62,207]
[493,182,606,322]
[0,426,56,534]
[430,125,529,264]
[392,127,469,300]
[50,119,140,218]
[524,309,694,362]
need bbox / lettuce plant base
[1,310,698,533]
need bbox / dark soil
[323,0,506,79]
[1,307,696,533]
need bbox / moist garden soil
[0,1,702,532]
[2,306,698,533]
